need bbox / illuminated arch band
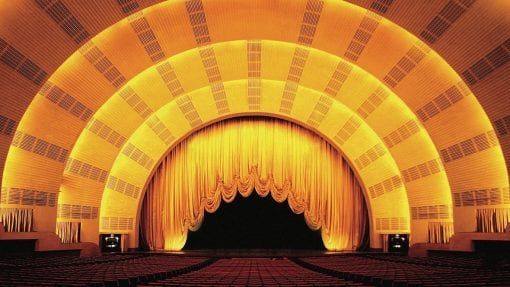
[0,0,507,249]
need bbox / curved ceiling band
[54,40,449,246]
[100,79,410,247]
[0,0,504,249]
[0,1,507,183]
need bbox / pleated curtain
[0,208,33,232]
[476,208,510,232]
[140,117,368,251]
[428,222,454,243]
[56,222,81,243]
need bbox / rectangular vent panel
[307,96,333,128]
[324,62,352,97]
[79,42,126,88]
[461,38,510,85]
[0,37,48,85]
[344,11,381,62]
[145,115,175,145]
[106,175,141,199]
[440,131,499,163]
[11,131,68,163]
[64,157,108,183]
[401,158,443,183]
[176,95,203,128]
[298,0,324,45]
[1,187,56,207]
[35,0,90,44]
[420,0,475,44]
[367,175,403,198]
[354,143,386,170]
[333,116,361,145]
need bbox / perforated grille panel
[156,62,185,98]
[86,118,127,148]
[367,175,403,199]
[127,11,165,62]
[420,0,475,44]
[440,131,499,163]
[411,205,452,220]
[415,82,470,122]
[298,0,324,45]
[247,40,262,110]
[324,62,352,97]
[461,38,510,85]
[344,11,381,62]
[375,217,409,231]
[354,143,386,170]
[401,158,443,183]
[11,131,68,163]
[79,42,126,88]
[118,86,153,119]
[383,120,421,148]
[57,204,98,219]
[106,175,141,199]
[307,96,333,128]
[64,158,108,183]
[145,115,175,145]
[0,115,17,136]
[333,116,361,145]
[39,81,94,122]
[0,187,56,207]
[176,95,203,128]
[453,187,510,207]
[356,87,389,118]
[383,43,431,87]
[279,48,309,114]
[35,0,90,44]
[0,38,48,85]
[121,143,155,170]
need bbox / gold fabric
[56,222,81,243]
[428,222,454,243]
[141,117,367,251]
[476,208,510,232]
[0,208,33,232]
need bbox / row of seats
[296,254,510,287]
[0,252,143,268]
[0,254,212,287]
[360,252,509,270]
[3,252,509,286]
[139,258,371,287]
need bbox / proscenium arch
[136,114,374,251]
[60,39,449,246]
[100,79,409,249]
[0,0,507,247]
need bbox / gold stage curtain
[141,117,368,251]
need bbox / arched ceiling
[0,0,508,247]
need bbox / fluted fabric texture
[141,118,368,251]
[56,222,81,243]
[428,222,454,243]
[0,208,33,232]
[476,208,510,232]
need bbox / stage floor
[129,249,375,257]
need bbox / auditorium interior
[0,0,509,286]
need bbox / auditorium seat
[296,254,510,287]
[139,258,371,286]
[0,254,210,287]
[2,253,509,286]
